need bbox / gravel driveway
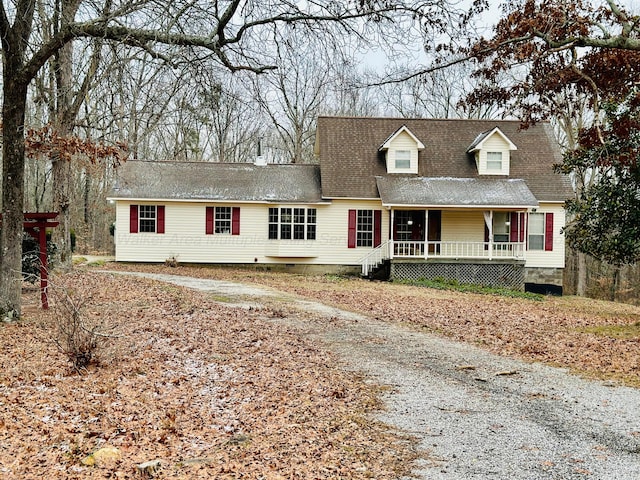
[118,271,640,479]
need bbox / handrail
[360,241,391,276]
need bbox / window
[215,207,232,233]
[528,212,554,251]
[357,210,374,247]
[493,212,509,242]
[206,206,240,235]
[139,205,157,232]
[268,207,316,240]
[348,209,381,248]
[395,150,411,169]
[130,204,165,234]
[486,151,502,171]
[528,213,544,250]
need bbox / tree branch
[0,4,9,51]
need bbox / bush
[49,279,119,372]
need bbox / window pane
[493,212,509,242]
[293,224,305,240]
[307,209,316,224]
[294,208,305,223]
[307,224,316,240]
[395,150,411,169]
[281,224,292,240]
[281,208,292,224]
[487,151,502,170]
[268,224,278,240]
[269,208,278,223]
[529,235,544,250]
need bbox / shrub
[49,279,119,372]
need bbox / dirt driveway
[118,271,640,479]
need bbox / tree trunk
[576,251,588,296]
[0,77,29,319]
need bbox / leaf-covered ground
[106,264,640,387]
[1,271,414,479]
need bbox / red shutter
[544,213,554,251]
[510,212,518,242]
[373,210,382,247]
[232,207,240,236]
[519,213,526,242]
[348,209,357,248]
[129,205,138,233]
[157,206,165,234]
[206,207,214,234]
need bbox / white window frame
[357,210,374,247]
[395,150,411,170]
[486,151,503,171]
[268,207,317,240]
[215,206,232,234]
[139,205,157,233]
[528,212,545,250]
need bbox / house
[108,116,573,292]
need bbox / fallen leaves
[137,265,638,387]
[2,271,415,479]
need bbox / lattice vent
[391,262,525,290]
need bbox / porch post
[390,209,394,259]
[424,209,429,259]
[483,210,493,260]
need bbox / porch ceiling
[376,176,539,208]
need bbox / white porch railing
[392,241,525,260]
[360,241,391,276]
[360,241,525,276]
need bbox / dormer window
[467,127,517,176]
[486,151,503,171]
[395,150,411,169]
[379,125,424,174]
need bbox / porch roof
[375,176,539,208]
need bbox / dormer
[467,127,517,176]
[379,125,425,174]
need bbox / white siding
[525,203,566,269]
[476,133,511,176]
[440,211,485,243]
[386,132,419,174]
[115,199,388,266]
[314,200,389,264]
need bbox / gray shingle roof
[316,116,573,202]
[110,161,324,203]
[376,177,539,208]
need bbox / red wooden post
[38,226,49,309]
[2,212,59,309]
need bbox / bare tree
[1,0,454,318]
[250,30,336,164]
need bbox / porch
[360,206,530,289]
[360,239,525,278]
